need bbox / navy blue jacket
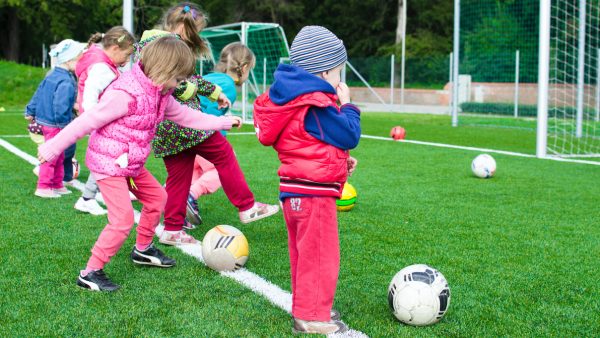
[269,64,361,150]
[25,67,77,128]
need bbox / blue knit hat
[289,26,347,74]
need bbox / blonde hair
[87,26,135,51]
[214,43,256,84]
[161,2,210,58]
[141,36,195,86]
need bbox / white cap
[49,39,86,65]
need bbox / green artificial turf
[1,110,599,336]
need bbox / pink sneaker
[159,230,198,246]
[54,187,72,195]
[35,188,60,198]
[239,202,279,224]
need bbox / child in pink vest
[73,26,135,216]
[38,36,241,292]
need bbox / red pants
[86,168,166,270]
[163,132,254,231]
[282,196,340,322]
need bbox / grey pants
[82,174,100,199]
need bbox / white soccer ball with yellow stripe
[201,225,249,272]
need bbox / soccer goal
[452,0,600,159]
[537,0,600,158]
[200,22,290,122]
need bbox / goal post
[200,22,290,122]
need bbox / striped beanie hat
[289,26,347,74]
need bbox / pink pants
[282,196,340,322]
[37,126,64,189]
[189,156,222,198]
[86,168,166,270]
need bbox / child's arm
[163,96,240,131]
[25,85,42,119]
[176,75,231,108]
[81,63,117,112]
[304,103,361,150]
[38,90,130,163]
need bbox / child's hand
[25,115,33,121]
[37,151,47,164]
[217,93,231,109]
[231,116,243,129]
[347,156,358,176]
[337,82,351,105]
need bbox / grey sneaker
[292,318,348,335]
[330,309,341,321]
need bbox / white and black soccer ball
[201,225,249,272]
[388,264,451,326]
[471,154,496,178]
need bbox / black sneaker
[130,243,176,267]
[186,193,202,226]
[76,269,120,292]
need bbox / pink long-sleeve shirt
[38,89,235,179]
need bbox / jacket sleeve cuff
[208,85,222,102]
[177,81,197,101]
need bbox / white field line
[361,134,600,166]
[0,137,368,338]
[0,134,30,138]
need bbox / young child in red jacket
[253,26,360,335]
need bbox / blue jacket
[25,67,77,128]
[269,64,361,150]
[199,72,237,136]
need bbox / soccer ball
[201,225,249,272]
[390,126,406,140]
[336,182,357,212]
[388,264,451,326]
[72,158,80,179]
[471,154,496,178]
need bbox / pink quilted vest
[85,62,170,177]
[75,45,119,114]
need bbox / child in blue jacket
[25,39,86,198]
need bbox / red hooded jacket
[254,91,349,197]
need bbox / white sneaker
[239,202,279,224]
[159,230,198,246]
[74,197,108,216]
[35,188,60,198]
[54,187,72,195]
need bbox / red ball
[390,126,406,140]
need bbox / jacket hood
[269,64,336,105]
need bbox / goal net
[543,0,600,158]
[200,22,290,122]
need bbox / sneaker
[159,230,198,246]
[239,202,280,224]
[130,243,176,267]
[54,187,72,195]
[182,219,196,230]
[74,197,108,216]
[292,318,348,335]
[185,193,202,226]
[76,269,120,292]
[34,188,60,198]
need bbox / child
[37,36,241,292]
[25,39,86,198]
[73,26,135,216]
[135,2,278,247]
[186,42,256,226]
[253,26,361,334]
